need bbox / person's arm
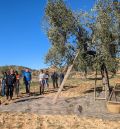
[5,76,8,86]
[30,73,32,83]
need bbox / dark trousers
[15,80,19,96]
[52,79,58,88]
[40,80,45,95]
[45,79,49,87]
[6,85,14,99]
[24,81,30,94]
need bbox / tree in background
[90,0,120,90]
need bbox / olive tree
[45,0,92,75]
[44,0,120,89]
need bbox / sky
[0,0,95,70]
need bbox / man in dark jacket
[59,71,64,85]
[51,71,59,89]
[6,69,16,100]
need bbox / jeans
[1,80,6,96]
[45,79,49,87]
[40,80,45,95]
[24,80,30,94]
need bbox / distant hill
[0,65,39,76]
[0,65,64,76]
[0,65,30,72]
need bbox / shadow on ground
[1,85,78,105]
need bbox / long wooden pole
[53,51,80,104]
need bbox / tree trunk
[101,63,110,93]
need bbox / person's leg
[24,82,27,93]
[6,86,9,100]
[46,79,49,88]
[40,82,42,95]
[1,82,4,96]
[45,79,49,92]
[12,84,14,94]
[56,79,58,88]
[10,85,13,100]
[25,81,28,94]
[41,84,43,94]
[14,82,17,95]
[18,81,20,96]
[42,80,45,94]
[59,79,62,86]
[1,80,5,96]
[28,81,30,94]
[16,81,19,97]
[53,80,55,89]
[14,82,17,96]
[3,80,6,96]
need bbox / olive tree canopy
[44,0,120,75]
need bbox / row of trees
[44,0,120,90]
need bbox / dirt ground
[0,75,120,129]
[0,113,120,129]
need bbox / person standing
[10,69,16,94]
[6,70,16,100]
[38,70,45,95]
[45,71,49,89]
[23,68,32,95]
[51,71,59,89]
[59,71,64,85]
[1,71,7,96]
[15,71,20,97]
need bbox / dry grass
[0,113,120,129]
[0,73,120,129]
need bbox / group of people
[0,68,31,100]
[39,70,64,95]
[0,69,20,100]
[0,68,64,100]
